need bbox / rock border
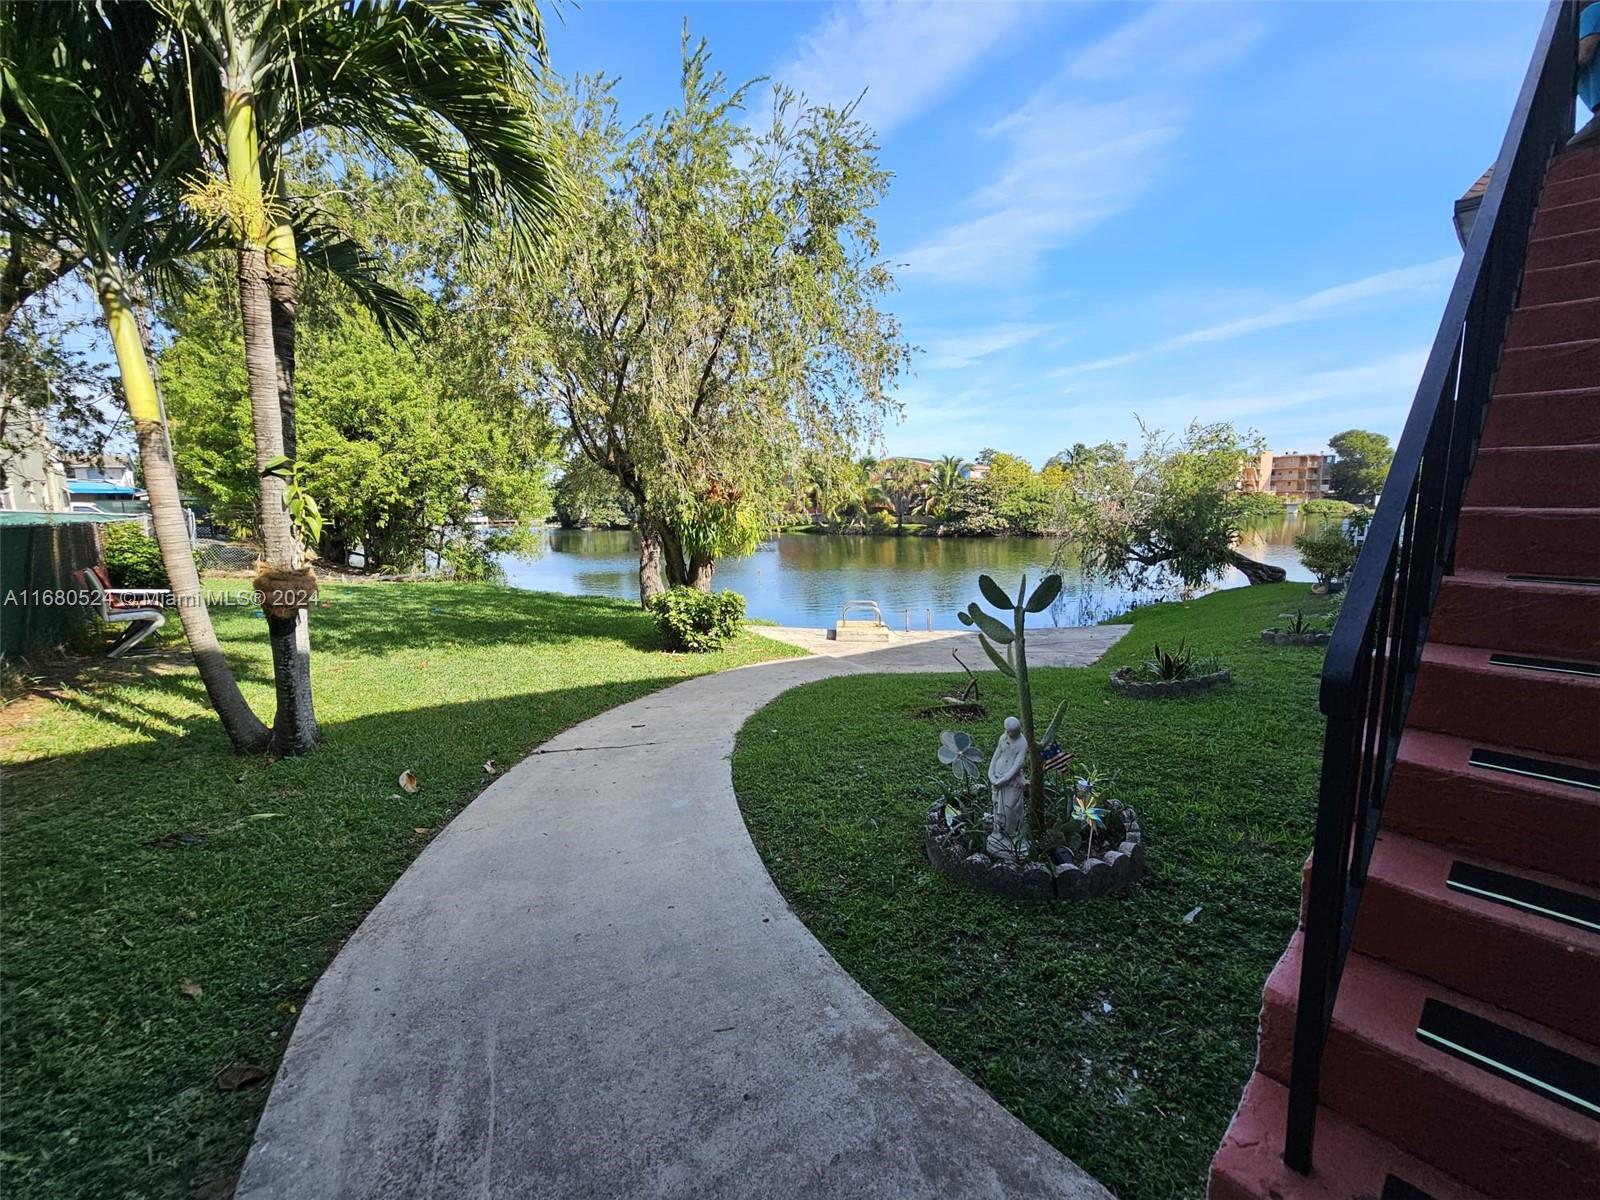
[923,803,1145,901]
[1260,629,1330,646]
[1107,665,1231,698]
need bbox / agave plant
[1145,639,1196,681]
[1278,609,1323,636]
[956,573,1070,836]
[937,730,984,780]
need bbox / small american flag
[1040,742,1074,773]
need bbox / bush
[649,586,746,652]
[1300,498,1361,518]
[865,510,899,535]
[102,523,169,589]
[1294,522,1359,586]
[1232,491,1286,521]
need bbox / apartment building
[1241,450,1333,503]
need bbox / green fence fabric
[0,522,103,660]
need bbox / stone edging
[924,803,1145,901]
[1107,665,1231,698]
[1260,629,1330,646]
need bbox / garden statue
[987,716,1030,860]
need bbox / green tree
[927,455,967,517]
[0,300,120,493]
[553,455,633,529]
[161,273,554,578]
[529,36,909,603]
[2,2,273,751]
[1059,421,1287,590]
[1327,428,1394,502]
[879,459,931,527]
[159,0,565,753]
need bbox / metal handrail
[1284,0,1579,1173]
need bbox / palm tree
[879,458,931,528]
[1,3,273,751]
[157,0,566,753]
[928,454,967,518]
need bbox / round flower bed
[923,803,1145,901]
[1108,665,1230,698]
[1260,628,1330,646]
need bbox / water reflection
[497,518,1315,630]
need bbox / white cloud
[923,322,1051,369]
[774,1,1032,139]
[1169,257,1458,346]
[897,3,1263,285]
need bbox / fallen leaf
[181,981,203,999]
[214,1062,269,1091]
[398,769,419,794]
[1183,905,1203,924]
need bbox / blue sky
[547,0,1545,464]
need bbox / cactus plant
[957,573,1069,835]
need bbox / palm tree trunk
[227,91,317,754]
[99,272,270,753]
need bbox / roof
[0,510,133,526]
[66,480,138,495]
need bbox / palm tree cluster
[806,453,970,531]
[1,1,565,753]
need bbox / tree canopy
[526,34,910,600]
[1327,428,1394,502]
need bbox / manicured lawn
[732,583,1336,1200]
[0,583,798,1200]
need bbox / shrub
[865,510,899,535]
[1294,522,1360,587]
[1232,491,1287,521]
[649,586,746,652]
[102,523,169,589]
[1300,498,1360,518]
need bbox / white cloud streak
[774,1,1032,140]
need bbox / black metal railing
[1283,0,1579,1174]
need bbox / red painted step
[1454,506,1600,576]
[1209,1070,1489,1200]
[1526,229,1600,271]
[1531,196,1600,240]
[1353,832,1600,1045]
[1464,445,1600,507]
[1430,568,1600,658]
[1385,728,1600,886]
[1504,297,1600,349]
[1408,641,1600,759]
[1519,259,1600,305]
[1480,387,1600,447]
[1257,936,1600,1199]
[1493,337,1600,393]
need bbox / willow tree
[0,2,272,750]
[1058,420,1288,591]
[530,36,909,603]
[157,0,564,753]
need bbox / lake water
[497,518,1316,630]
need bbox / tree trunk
[99,273,270,753]
[638,527,666,607]
[226,87,317,755]
[1228,549,1288,586]
[687,555,714,591]
[267,223,320,753]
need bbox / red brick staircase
[1209,144,1600,1200]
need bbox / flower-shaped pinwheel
[938,730,984,781]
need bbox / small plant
[1278,610,1322,636]
[102,523,168,589]
[1040,764,1128,863]
[1145,639,1196,681]
[648,586,746,652]
[1294,522,1359,590]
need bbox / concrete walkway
[237,625,1128,1200]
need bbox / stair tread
[1398,724,1600,780]
[1210,1071,1490,1200]
[1443,566,1600,591]
[1364,831,1599,951]
[1420,639,1600,681]
[1264,935,1600,1143]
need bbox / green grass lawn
[732,583,1336,1200]
[0,582,798,1200]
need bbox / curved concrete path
[237,626,1128,1200]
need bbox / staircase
[1208,8,1600,1196]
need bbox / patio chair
[77,566,171,658]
